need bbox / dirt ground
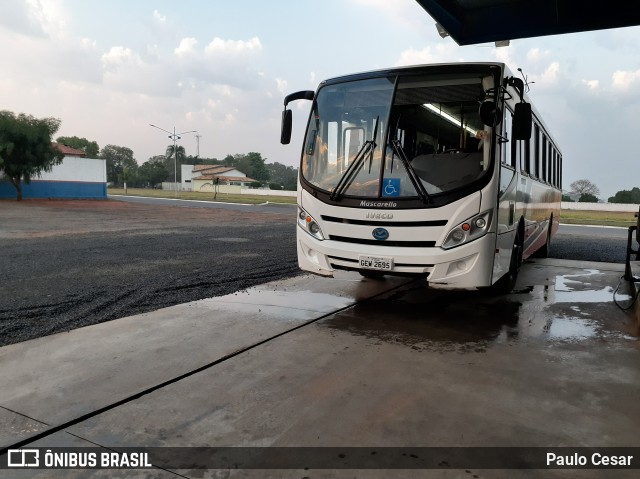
[0,199,300,346]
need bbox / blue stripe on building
[0,181,107,199]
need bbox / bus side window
[547,142,553,184]
[558,155,562,188]
[541,135,547,182]
[533,124,540,179]
[523,128,530,175]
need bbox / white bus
[281,63,561,292]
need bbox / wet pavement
[1,258,639,478]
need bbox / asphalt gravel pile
[0,200,301,346]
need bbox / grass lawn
[560,209,638,228]
[108,187,297,205]
[108,188,638,227]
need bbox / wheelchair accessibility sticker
[382,178,401,197]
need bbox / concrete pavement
[1,259,639,478]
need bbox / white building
[0,144,107,199]
[181,164,257,192]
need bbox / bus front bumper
[297,229,498,289]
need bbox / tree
[100,144,137,186]
[137,160,169,187]
[578,193,599,203]
[245,152,270,183]
[0,110,64,201]
[55,136,99,157]
[570,179,600,197]
[266,162,298,190]
[561,194,574,202]
[188,155,221,166]
[226,152,270,182]
[608,187,640,204]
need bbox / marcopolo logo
[372,228,389,241]
[8,449,39,468]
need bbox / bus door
[494,107,519,281]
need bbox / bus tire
[359,270,385,279]
[492,232,522,294]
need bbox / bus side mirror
[281,109,292,145]
[479,101,502,127]
[513,102,532,140]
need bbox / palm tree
[165,144,186,182]
[165,144,186,162]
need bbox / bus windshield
[301,72,492,200]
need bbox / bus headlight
[298,207,325,240]
[442,210,492,249]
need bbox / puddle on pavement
[322,288,520,353]
[553,269,632,304]
[540,317,596,339]
[321,269,637,353]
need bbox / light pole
[149,124,197,196]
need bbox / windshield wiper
[330,116,379,201]
[390,140,430,204]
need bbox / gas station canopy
[414,0,640,45]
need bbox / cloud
[26,0,67,37]
[152,9,166,27]
[348,0,431,31]
[102,46,140,66]
[492,45,515,68]
[174,37,198,57]
[95,34,269,98]
[0,25,102,87]
[0,0,45,36]
[582,79,599,91]
[101,46,179,97]
[526,47,551,63]
[530,61,561,88]
[0,0,66,38]
[204,37,262,55]
[276,78,288,95]
[395,44,461,66]
[611,69,640,91]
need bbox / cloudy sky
[2,0,640,199]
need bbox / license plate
[358,255,393,271]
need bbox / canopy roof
[414,0,640,45]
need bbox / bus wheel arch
[534,214,553,258]
[492,220,524,294]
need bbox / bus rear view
[281,63,561,292]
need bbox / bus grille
[322,215,447,227]
[328,235,436,247]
